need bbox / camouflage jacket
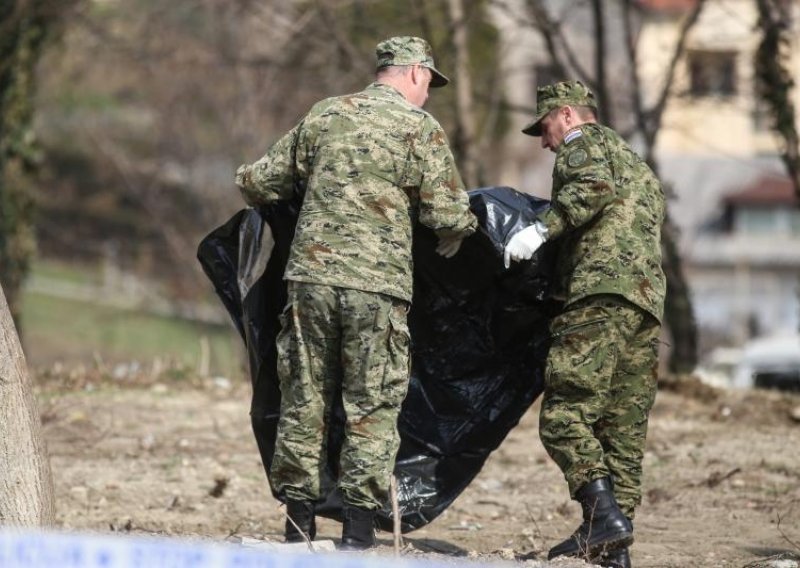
[235,82,477,302]
[538,123,666,322]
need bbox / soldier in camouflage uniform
[505,81,666,568]
[235,36,477,550]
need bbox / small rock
[496,548,515,560]
[478,478,504,491]
[213,377,232,390]
[140,433,156,451]
[67,410,88,424]
[448,520,482,531]
[70,486,89,502]
[790,406,800,423]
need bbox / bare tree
[754,0,800,200]
[0,0,77,328]
[448,0,480,187]
[0,283,55,526]
[501,0,705,372]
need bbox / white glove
[436,235,463,259]
[503,223,546,268]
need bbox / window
[735,206,800,235]
[687,50,737,97]
[791,209,800,235]
[735,207,775,234]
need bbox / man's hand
[503,223,546,268]
[436,235,464,259]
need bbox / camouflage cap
[522,80,597,136]
[375,36,449,88]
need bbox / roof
[635,0,699,12]
[723,175,799,206]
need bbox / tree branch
[755,0,800,199]
[591,0,613,125]
[645,0,706,151]
[622,0,650,161]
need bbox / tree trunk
[754,0,800,199]
[661,211,698,372]
[447,0,479,187]
[590,0,613,126]
[0,283,55,526]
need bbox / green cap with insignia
[522,80,597,136]
[375,36,449,88]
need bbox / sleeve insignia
[567,148,589,168]
[564,129,583,145]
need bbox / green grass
[20,290,244,379]
[31,259,103,287]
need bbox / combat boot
[600,547,631,568]
[284,500,316,543]
[339,505,377,550]
[547,477,633,560]
[599,516,633,567]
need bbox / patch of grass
[31,259,103,287]
[21,290,243,380]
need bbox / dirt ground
[34,369,800,567]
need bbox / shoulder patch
[564,129,583,145]
[567,147,589,168]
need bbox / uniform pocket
[277,301,293,330]
[275,301,295,390]
[383,302,411,404]
[548,307,613,384]
[550,316,606,340]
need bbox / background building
[493,0,800,355]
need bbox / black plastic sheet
[197,186,560,532]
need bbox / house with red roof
[491,0,800,352]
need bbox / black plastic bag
[197,186,560,532]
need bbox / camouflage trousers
[539,294,660,518]
[269,281,411,510]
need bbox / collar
[366,82,407,101]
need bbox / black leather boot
[338,505,377,551]
[285,500,316,543]
[600,547,632,567]
[547,477,633,560]
[599,515,633,567]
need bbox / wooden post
[390,475,403,553]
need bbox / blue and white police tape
[0,530,511,568]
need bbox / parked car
[695,333,800,392]
[732,333,800,391]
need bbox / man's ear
[562,105,574,125]
[411,65,422,85]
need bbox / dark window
[687,50,737,97]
